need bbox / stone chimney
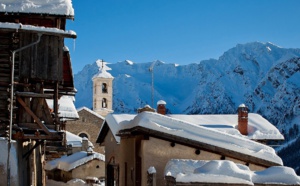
[157,100,167,115]
[82,137,89,151]
[238,104,248,135]
[138,105,155,113]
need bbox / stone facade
[46,157,105,183]
[66,107,105,154]
[93,75,113,117]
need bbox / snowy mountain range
[74,41,300,174]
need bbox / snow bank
[0,0,74,16]
[165,159,300,185]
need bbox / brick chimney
[157,100,166,115]
[238,104,248,135]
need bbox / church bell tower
[92,59,114,117]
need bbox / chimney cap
[144,105,151,108]
[239,103,246,108]
[157,100,166,105]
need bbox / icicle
[73,39,76,51]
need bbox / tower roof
[92,59,114,79]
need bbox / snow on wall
[0,0,74,16]
[165,159,300,185]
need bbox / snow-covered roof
[45,151,105,171]
[66,131,93,148]
[46,96,79,121]
[0,0,74,17]
[92,60,114,79]
[165,159,300,185]
[99,114,135,143]
[169,113,284,140]
[0,22,76,38]
[77,107,105,120]
[100,112,283,145]
[118,112,282,165]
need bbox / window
[102,98,107,108]
[102,83,108,93]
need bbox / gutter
[9,33,42,141]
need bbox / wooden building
[0,1,77,185]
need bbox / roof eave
[0,26,76,38]
[0,11,74,19]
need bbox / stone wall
[66,109,104,154]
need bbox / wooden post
[54,82,59,131]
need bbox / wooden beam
[16,96,51,135]
[15,91,53,99]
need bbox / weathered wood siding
[19,33,64,81]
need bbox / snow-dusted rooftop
[66,131,93,148]
[77,106,105,120]
[165,159,300,185]
[170,113,284,140]
[45,151,105,172]
[99,112,284,166]
[0,22,76,38]
[46,96,79,121]
[0,0,74,17]
[118,112,282,165]
[101,112,283,145]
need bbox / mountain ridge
[74,41,300,173]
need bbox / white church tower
[92,59,114,117]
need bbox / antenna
[101,59,104,70]
[149,60,157,108]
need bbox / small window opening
[102,83,108,93]
[102,98,107,108]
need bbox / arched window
[79,133,88,139]
[102,98,107,108]
[102,83,108,93]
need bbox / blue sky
[66,0,300,73]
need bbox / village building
[96,102,286,186]
[0,0,77,185]
[66,106,105,154]
[45,149,105,183]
